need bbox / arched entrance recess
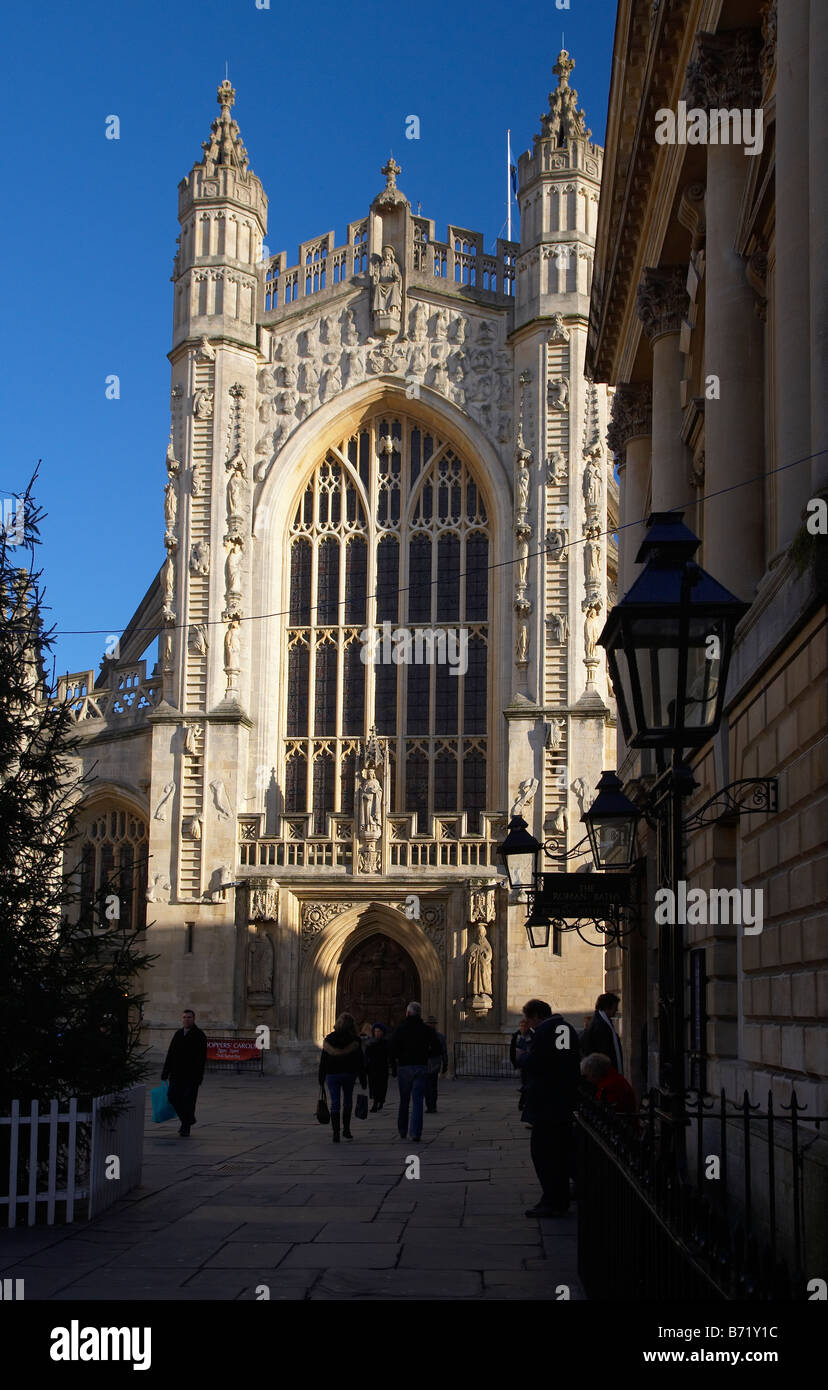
[336,933,420,1033]
[302,901,443,1041]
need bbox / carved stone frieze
[300,900,355,952]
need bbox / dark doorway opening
[336,933,420,1035]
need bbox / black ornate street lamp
[582,770,641,872]
[497,815,541,893]
[524,897,552,950]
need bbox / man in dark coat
[424,1015,448,1113]
[581,992,623,1074]
[365,1022,390,1112]
[161,1009,208,1137]
[388,1002,442,1141]
[515,998,581,1217]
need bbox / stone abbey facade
[60,54,618,1068]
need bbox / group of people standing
[318,1002,448,1143]
[512,991,635,1219]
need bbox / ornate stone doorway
[335,933,420,1034]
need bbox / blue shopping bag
[151,1081,176,1124]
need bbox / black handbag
[316,1085,330,1125]
[355,1091,369,1120]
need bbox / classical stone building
[60,54,617,1068]
[589,0,826,1264]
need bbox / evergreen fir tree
[0,473,156,1111]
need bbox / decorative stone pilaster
[636,267,690,514]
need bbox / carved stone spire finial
[541,50,591,143]
[200,79,250,174]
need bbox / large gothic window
[74,807,149,932]
[284,412,490,833]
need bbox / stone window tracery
[283,411,490,833]
[74,807,148,932]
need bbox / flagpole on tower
[507,129,512,242]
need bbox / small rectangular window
[185,922,194,955]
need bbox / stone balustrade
[56,662,161,725]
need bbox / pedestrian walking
[365,1022,390,1111]
[318,1011,367,1143]
[161,1008,207,1138]
[515,999,580,1218]
[388,1002,442,1142]
[582,993,623,1073]
[424,1015,448,1113]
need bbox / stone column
[636,268,690,516]
[607,383,653,593]
[775,0,812,546]
[683,30,764,597]
[810,0,828,493]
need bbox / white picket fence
[1,1086,145,1226]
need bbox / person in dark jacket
[388,1002,442,1141]
[581,993,623,1073]
[365,1023,390,1112]
[318,1012,367,1143]
[515,999,581,1217]
[424,1015,448,1113]
[161,1009,208,1137]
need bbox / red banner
[206,1040,261,1061]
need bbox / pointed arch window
[283,413,491,835]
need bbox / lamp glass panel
[683,615,723,731]
[508,851,537,893]
[593,818,636,869]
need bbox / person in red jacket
[581,1052,636,1115]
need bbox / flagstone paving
[0,1075,583,1301]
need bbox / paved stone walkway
[0,1075,583,1301]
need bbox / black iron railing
[576,1086,825,1301]
[454,1042,514,1078]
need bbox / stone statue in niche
[227,469,245,518]
[408,300,427,342]
[584,528,602,588]
[466,924,493,1015]
[516,460,530,519]
[189,542,210,576]
[183,724,198,756]
[548,378,569,411]
[370,246,402,335]
[547,450,567,485]
[247,931,274,999]
[193,389,213,419]
[224,619,241,674]
[583,458,603,513]
[210,778,232,821]
[515,621,529,666]
[161,555,175,615]
[359,770,383,835]
[548,613,568,644]
[164,480,177,534]
[584,601,602,661]
[546,717,564,750]
[226,545,242,596]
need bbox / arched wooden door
[336,933,420,1034]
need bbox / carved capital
[635,267,689,342]
[683,29,763,113]
[760,1,777,81]
[606,382,652,461]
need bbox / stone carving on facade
[550,804,567,836]
[635,266,689,342]
[408,300,427,342]
[153,781,175,821]
[541,49,591,143]
[188,623,208,656]
[547,613,568,645]
[225,544,242,599]
[583,458,603,521]
[227,468,245,520]
[571,777,589,817]
[584,525,603,599]
[546,717,564,750]
[196,336,216,361]
[160,554,176,620]
[247,930,274,1000]
[183,815,202,840]
[210,863,235,903]
[606,382,652,464]
[370,245,403,336]
[357,727,384,874]
[248,883,278,922]
[683,29,763,116]
[510,776,539,818]
[159,629,175,703]
[547,377,569,411]
[515,621,529,667]
[193,389,214,419]
[183,724,198,757]
[300,900,355,953]
[210,777,232,821]
[760,0,777,82]
[513,370,534,677]
[163,479,178,541]
[145,874,171,904]
[466,924,493,1017]
[546,449,567,485]
[189,542,210,576]
[466,878,497,926]
[224,619,241,693]
[583,601,602,684]
[546,527,568,563]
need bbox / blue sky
[2,0,617,681]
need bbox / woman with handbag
[318,1012,367,1143]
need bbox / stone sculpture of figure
[145,874,171,904]
[210,778,232,821]
[164,480,177,532]
[409,301,427,342]
[450,314,468,345]
[516,622,529,665]
[247,932,274,996]
[299,359,320,396]
[552,804,567,836]
[510,776,539,818]
[371,246,402,327]
[161,555,175,611]
[320,314,340,348]
[584,459,602,512]
[431,358,449,395]
[547,449,567,484]
[194,389,213,419]
[224,620,240,671]
[153,782,175,821]
[584,602,602,660]
[548,312,570,342]
[466,924,493,999]
[342,307,360,346]
[227,469,245,517]
[359,769,383,835]
[571,777,588,816]
[210,863,235,903]
[546,528,567,562]
[189,542,209,576]
[585,532,602,586]
[515,536,530,591]
[188,623,208,655]
[301,321,320,357]
[432,307,449,341]
[184,724,197,756]
[548,613,568,645]
[322,354,342,399]
[226,546,242,595]
[516,464,530,519]
[409,343,428,378]
[548,377,569,411]
[546,716,564,750]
